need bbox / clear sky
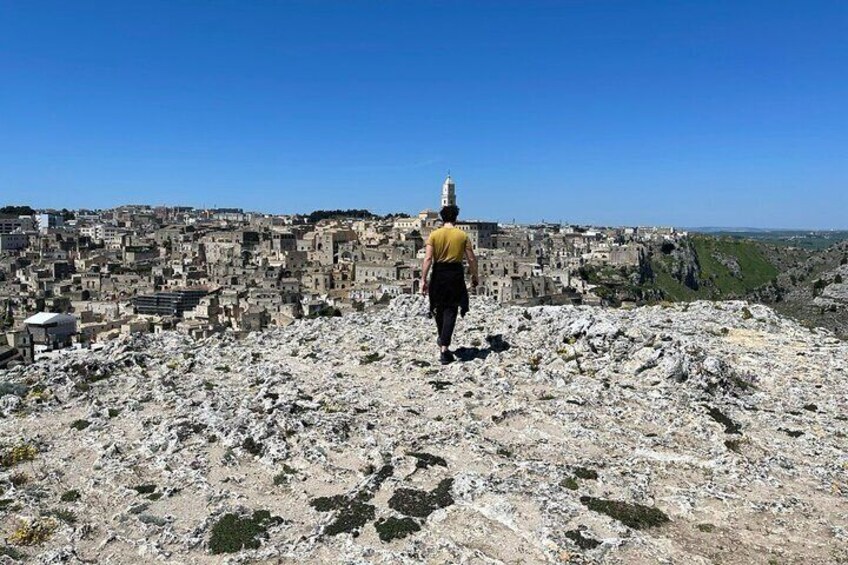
[1,1,846,228]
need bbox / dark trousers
[434,305,459,347]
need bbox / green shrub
[45,508,77,524]
[60,489,81,502]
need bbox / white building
[37,213,64,232]
[441,174,456,208]
[80,223,124,242]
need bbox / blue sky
[1,1,846,228]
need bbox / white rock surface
[1,297,846,564]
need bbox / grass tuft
[8,517,58,546]
[60,489,81,502]
[1,444,37,468]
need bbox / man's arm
[465,240,479,288]
[420,243,434,294]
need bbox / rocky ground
[1,297,847,564]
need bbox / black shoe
[440,350,455,365]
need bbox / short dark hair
[440,205,459,223]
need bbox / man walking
[420,205,479,364]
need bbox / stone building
[0,233,29,252]
[456,221,498,250]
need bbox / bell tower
[441,173,456,208]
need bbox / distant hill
[688,228,848,251]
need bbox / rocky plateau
[1,297,846,564]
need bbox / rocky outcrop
[659,239,701,290]
[710,251,742,278]
[814,264,848,309]
[0,297,846,564]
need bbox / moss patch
[560,477,579,491]
[309,464,394,537]
[132,484,157,495]
[374,516,421,542]
[273,464,297,486]
[580,496,670,530]
[242,437,263,456]
[208,510,283,554]
[565,529,601,550]
[407,452,447,470]
[706,407,742,435]
[388,478,454,518]
[316,498,375,537]
[70,419,91,431]
[573,467,598,480]
[60,489,80,502]
[724,439,743,453]
[360,352,384,365]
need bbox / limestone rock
[0,297,845,564]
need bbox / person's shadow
[454,334,511,362]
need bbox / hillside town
[0,177,684,365]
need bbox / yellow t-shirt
[427,226,469,263]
